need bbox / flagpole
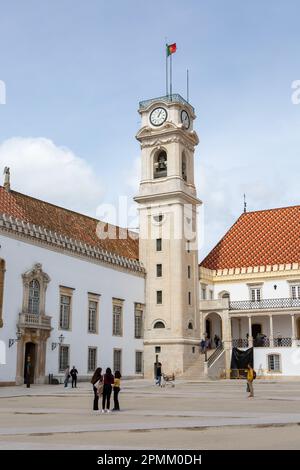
[170,52,172,98]
[166,44,169,96]
[187,69,189,102]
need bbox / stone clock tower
[134,94,201,377]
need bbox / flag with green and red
[166,43,177,56]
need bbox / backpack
[253,370,257,380]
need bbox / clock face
[181,110,190,129]
[150,107,167,126]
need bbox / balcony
[199,298,229,311]
[229,298,300,312]
[18,313,52,330]
[232,337,292,348]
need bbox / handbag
[97,382,104,396]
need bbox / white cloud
[0,137,103,216]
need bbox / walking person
[64,365,70,388]
[200,338,206,354]
[112,371,121,411]
[102,368,114,413]
[70,366,78,388]
[155,362,162,386]
[91,367,103,411]
[246,364,255,398]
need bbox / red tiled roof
[0,186,139,260]
[200,206,300,270]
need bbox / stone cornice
[0,213,145,276]
[199,264,300,284]
[136,125,199,150]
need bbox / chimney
[3,167,10,191]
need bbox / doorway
[297,318,300,340]
[205,319,211,339]
[24,342,36,384]
[252,324,262,340]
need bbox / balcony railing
[18,313,52,330]
[229,298,300,311]
[232,337,292,348]
[139,94,194,112]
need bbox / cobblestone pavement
[1,379,300,449]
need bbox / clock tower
[134,94,201,377]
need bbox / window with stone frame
[113,349,122,373]
[88,299,98,333]
[28,279,40,315]
[88,347,97,372]
[59,345,69,372]
[113,299,123,336]
[135,351,143,374]
[250,287,262,302]
[134,304,143,338]
[291,284,300,299]
[60,294,71,330]
[268,354,281,372]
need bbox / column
[269,315,274,347]
[291,314,297,347]
[248,316,253,347]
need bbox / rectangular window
[88,300,98,333]
[60,294,71,330]
[156,238,162,251]
[156,290,162,304]
[113,299,123,336]
[88,347,97,372]
[187,240,190,253]
[59,345,69,372]
[210,290,214,300]
[134,304,143,338]
[113,349,122,373]
[291,285,300,299]
[188,265,191,279]
[201,287,206,300]
[188,291,191,305]
[156,264,162,277]
[135,351,143,374]
[268,354,281,372]
[250,288,261,302]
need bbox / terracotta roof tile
[200,205,300,270]
[0,186,139,261]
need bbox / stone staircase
[180,350,215,380]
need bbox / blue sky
[0,1,300,258]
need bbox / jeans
[156,375,162,386]
[93,386,99,410]
[247,380,254,397]
[113,387,120,410]
[102,384,112,410]
[71,377,77,388]
[64,377,69,387]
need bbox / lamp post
[9,329,22,348]
[51,334,64,351]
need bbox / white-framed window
[291,284,300,299]
[88,347,97,372]
[88,300,98,333]
[135,351,143,374]
[201,285,207,300]
[59,345,69,372]
[113,299,123,336]
[60,294,71,330]
[28,279,40,315]
[134,304,143,339]
[113,349,122,373]
[250,287,262,302]
[268,354,281,372]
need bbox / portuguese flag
[166,43,177,56]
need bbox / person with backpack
[246,363,256,398]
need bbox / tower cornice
[136,124,199,149]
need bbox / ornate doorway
[24,342,36,384]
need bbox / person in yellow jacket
[112,370,121,411]
[246,364,254,398]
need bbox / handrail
[230,297,300,311]
[207,343,224,368]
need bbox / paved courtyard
[0,378,300,449]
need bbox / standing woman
[113,371,121,411]
[102,368,114,413]
[91,367,103,411]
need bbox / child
[112,370,121,411]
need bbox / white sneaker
[101,409,105,413]
[107,409,111,413]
